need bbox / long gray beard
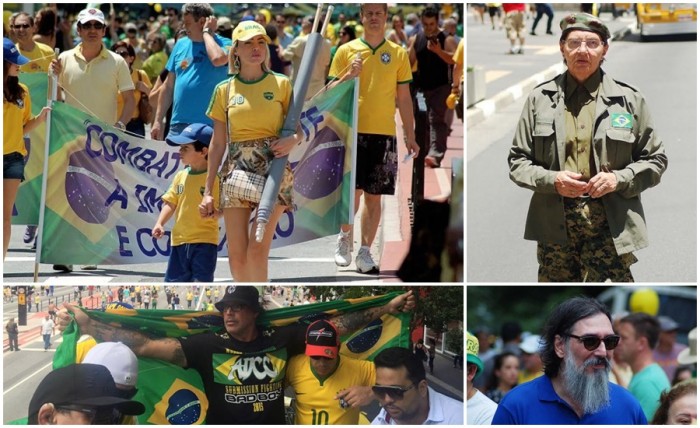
[561,350,611,415]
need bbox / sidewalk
[3,292,100,352]
[379,110,463,280]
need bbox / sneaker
[334,232,352,267]
[53,264,73,273]
[355,247,379,274]
[81,265,97,270]
[23,226,37,243]
[424,156,440,168]
[517,47,525,54]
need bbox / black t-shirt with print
[179,324,306,424]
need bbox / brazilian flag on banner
[53,292,411,425]
[12,73,50,225]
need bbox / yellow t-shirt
[3,83,32,156]
[518,369,544,385]
[161,167,220,246]
[58,44,135,124]
[117,69,152,121]
[453,39,464,77]
[207,73,292,142]
[286,355,376,425]
[186,291,193,301]
[18,41,55,73]
[328,38,412,136]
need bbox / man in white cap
[519,334,544,384]
[83,341,139,397]
[678,327,697,366]
[49,7,135,273]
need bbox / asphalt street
[466,13,697,282]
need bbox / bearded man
[492,297,647,424]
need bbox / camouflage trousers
[537,197,637,282]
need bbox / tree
[410,286,463,334]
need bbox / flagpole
[348,75,360,226]
[34,49,59,282]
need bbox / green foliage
[412,286,463,333]
[445,327,464,354]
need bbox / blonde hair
[228,40,271,76]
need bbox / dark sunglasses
[372,384,414,400]
[12,24,32,29]
[57,405,122,425]
[565,333,620,351]
[80,22,105,30]
[222,303,246,312]
[339,31,346,36]
[115,50,130,57]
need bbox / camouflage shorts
[219,137,294,210]
[537,198,637,282]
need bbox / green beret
[560,12,611,41]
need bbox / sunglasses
[310,355,334,361]
[222,303,246,312]
[565,333,620,351]
[115,51,130,57]
[372,384,414,400]
[12,24,31,29]
[80,22,105,30]
[57,406,123,425]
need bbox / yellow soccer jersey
[161,168,220,246]
[18,41,55,73]
[207,72,292,142]
[3,83,32,156]
[286,355,376,425]
[328,38,412,136]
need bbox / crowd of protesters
[4,3,464,282]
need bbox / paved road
[467,20,697,282]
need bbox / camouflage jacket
[508,70,668,254]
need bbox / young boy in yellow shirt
[152,124,220,282]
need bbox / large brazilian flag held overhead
[53,291,411,425]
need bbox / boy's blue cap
[4,38,30,66]
[166,123,213,147]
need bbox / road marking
[3,360,53,395]
[533,45,561,55]
[485,70,510,83]
[42,276,113,284]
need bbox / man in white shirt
[467,331,497,424]
[41,314,55,351]
[371,347,463,425]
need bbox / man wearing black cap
[508,12,668,282]
[58,286,415,424]
[285,319,376,424]
[28,363,144,425]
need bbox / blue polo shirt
[166,35,231,126]
[492,375,647,425]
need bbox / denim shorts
[3,152,25,181]
[165,243,217,282]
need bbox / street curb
[466,22,634,130]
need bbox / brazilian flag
[53,292,411,425]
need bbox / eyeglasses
[564,39,603,50]
[80,22,105,30]
[372,384,414,400]
[115,51,130,57]
[11,24,31,29]
[565,333,620,351]
[57,406,123,425]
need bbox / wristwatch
[203,28,212,35]
[115,121,125,130]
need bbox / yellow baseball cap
[232,21,271,44]
[467,331,483,377]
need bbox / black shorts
[356,133,397,195]
[4,152,25,181]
